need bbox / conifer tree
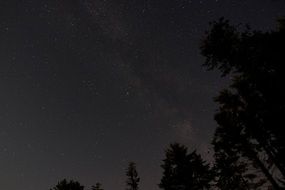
[126,162,140,190]
[159,143,212,190]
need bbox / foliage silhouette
[159,143,213,190]
[50,179,84,190]
[126,162,140,190]
[201,17,285,189]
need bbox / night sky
[0,0,285,190]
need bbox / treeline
[49,18,285,190]
[50,144,212,190]
[50,161,140,190]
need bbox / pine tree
[159,143,212,190]
[189,151,213,189]
[126,162,140,190]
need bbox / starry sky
[0,0,285,190]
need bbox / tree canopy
[201,17,285,189]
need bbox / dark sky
[0,0,284,190]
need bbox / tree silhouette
[159,143,212,190]
[189,150,213,189]
[159,143,192,190]
[201,18,285,189]
[126,162,140,190]
[91,183,104,190]
[212,108,267,189]
[50,179,84,190]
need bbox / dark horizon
[1,0,285,190]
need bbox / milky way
[0,0,284,190]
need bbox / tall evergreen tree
[126,162,140,190]
[159,143,212,190]
[160,143,192,190]
[189,150,213,189]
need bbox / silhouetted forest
[49,18,285,190]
